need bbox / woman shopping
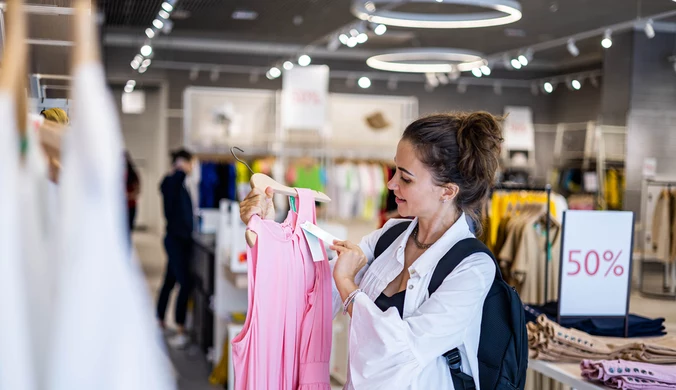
[240,112,504,389]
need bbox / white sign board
[558,210,634,317]
[281,65,329,131]
[503,106,535,151]
[643,158,657,178]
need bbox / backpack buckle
[443,349,462,371]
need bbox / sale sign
[558,211,635,318]
[281,65,330,131]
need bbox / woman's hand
[239,186,275,225]
[330,240,367,284]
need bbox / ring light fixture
[366,48,486,73]
[352,0,522,29]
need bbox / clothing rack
[639,179,676,300]
[491,184,553,302]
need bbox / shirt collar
[404,213,474,278]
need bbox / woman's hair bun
[455,111,504,187]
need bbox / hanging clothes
[47,63,175,390]
[232,189,332,390]
[0,93,37,390]
[651,189,673,263]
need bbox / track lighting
[374,24,387,35]
[571,79,581,90]
[142,59,151,67]
[339,34,348,45]
[347,37,358,47]
[357,33,369,44]
[510,58,522,69]
[425,73,439,88]
[645,19,655,39]
[130,60,140,70]
[298,55,311,66]
[358,76,371,88]
[161,2,174,12]
[283,61,294,70]
[140,45,153,56]
[159,10,170,19]
[145,28,155,39]
[480,65,491,76]
[268,67,281,78]
[153,19,164,29]
[518,54,528,66]
[567,38,579,57]
[544,82,554,94]
[436,73,449,85]
[602,29,612,49]
[138,66,148,74]
[471,68,482,77]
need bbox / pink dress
[231,188,332,390]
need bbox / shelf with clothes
[482,187,568,305]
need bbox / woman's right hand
[239,186,275,225]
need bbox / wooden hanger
[231,147,331,247]
[0,0,27,133]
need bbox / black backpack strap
[428,237,501,296]
[371,220,412,264]
[430,238,500,390]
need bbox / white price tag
[301,222,339,262]
[559,211,635,317]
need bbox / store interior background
[26,0,676,388]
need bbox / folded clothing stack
[525,302,666,338]
[529,315,676,364]
[581,359,676,389]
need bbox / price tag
[300,222,340,262]
[558,211,635,322]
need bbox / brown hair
[401,112,504,234]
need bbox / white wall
[113,86,167,233]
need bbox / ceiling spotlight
[140,45,153,57]
[298,54,311,66]
[510,58,522,69]
[502,54,512,69]
[645,19,655,39]
[131,60,140,70]
[138,66,148,74]
[134,54,143,63]
[327,37,341,51]
[339,33,349,45]
[365,1,376,12]
[448,67,461,81]
[145,28,155,39]
[159,10,170,19]
[189,67,199,81]
[602,29,613,49]
[124,84,134,93]
[518,54,529,66]
[347,37,358,47]
[283,61,294,70]
[374,24,387,35]
[425,72,439,88]
[269,67,281,78]
[567,38,579,57]
[436,73,449,85]
[266,71,274,80]
[544,82,554,94]
[571,79,582,90]
[436,0,443,2]
[153,19,164,29]
[357,33,369,44]
[210,69,219,82]
[471,68,483,77]
[350,28,359,37]
[161,1,174,12]
[358,76,371,88]
[142,59,152,67]
[480,65,491,76]
[126,80,136,88]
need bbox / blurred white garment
[0,93,37,390]
[46,63,175,390]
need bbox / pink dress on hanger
[231,188,332,390]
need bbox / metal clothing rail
[638,179,676,300]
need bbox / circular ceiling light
[352,0,522,29]
[366,48,486,73]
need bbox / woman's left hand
[330,240,367,284]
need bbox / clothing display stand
[639,179,676,300]
[492,184,554,302]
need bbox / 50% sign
[567,249,624,277]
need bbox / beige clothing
[652,190,673,263]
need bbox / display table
[529,360,607,390]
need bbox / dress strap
[294,188,317,224]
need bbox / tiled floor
[135,227,676,390]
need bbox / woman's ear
[442,183,460,203]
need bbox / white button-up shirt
[331,214,495,390]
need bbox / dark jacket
[160,170,194,240]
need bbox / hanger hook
[231,146,255,174]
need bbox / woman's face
[387,140,453,219]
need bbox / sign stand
[556,210,635,338]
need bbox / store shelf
[529,360,608,390]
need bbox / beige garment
[529,316,676,364]
[652,190,672,263]
[671,190,676,262]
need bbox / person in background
[40,108,69,182]
[125,151,140,238]
[157,148,195,349]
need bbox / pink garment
[581,359,676,389]
[231,188,332,390]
